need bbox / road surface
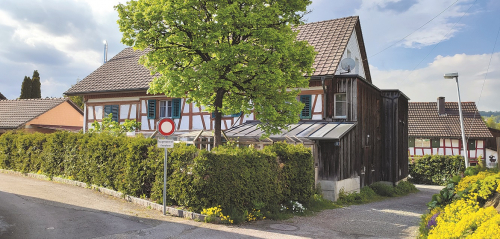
[0,172,441,238]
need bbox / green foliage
[115,0,316,145]
[68,95,84,110]
[19,76,32,99]
[426,181,457,209]
[88,114,141,135]
[0,132,314,222]
[31,70,41,99]
[409,155,465,185]
[19,70,41,99]
[337,181,418,205]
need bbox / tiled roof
[296,16,359,77]
[408,102,493,138]
[64,48,153,95]
[0,92,6,100]
[66,16,364,95]
[0,98,67,129]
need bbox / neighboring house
[408,97,495,166]
[65,16,409,201]
[0,92,6,100]
[0,98,83,135]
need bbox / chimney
[103,40,108,64]
[437,97,445,116]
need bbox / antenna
[103,40,108,64]
[340,58,356,73]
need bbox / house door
[319,141,337,180]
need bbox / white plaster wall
[141,100,147,114]
[141,116,149,130]
[183,99,189,113]
[318,176,360,201]
[173,119,180,129]
[192,115,204,130]
[94,106,103,120]
[313,94,322,113]
[87,106,94,120]
[120,105,130,119]
[203,115,211,129]
[335,30,366,78]
[243,113,254,123]
[180,117,189,130]
[130,104,137,119]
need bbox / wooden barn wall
[397,95,409,181]
[317,76,382,186]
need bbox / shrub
[0,132,315,222]
[409,155,465,185]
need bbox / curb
[0,169,206,221]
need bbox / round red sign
[158,118,175,136]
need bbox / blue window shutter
[300,95,312,119]
[147,100,156,119]
[231,112,242,117]
[104,105,119,122]
[172,98,181,119]
[212,112,215,118]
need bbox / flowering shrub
[428,200,497,239]
[419,170,500,238]
[245,209,265,222]
[201,206,233,224]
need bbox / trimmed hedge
[409,155,465,185]
[0,131,314,214]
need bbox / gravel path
[241,185,443,239]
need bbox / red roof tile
[408,102,492,138]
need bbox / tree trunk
[213,88,225,147]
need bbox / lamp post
[444,72,468,168]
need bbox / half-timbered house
[65,16,409,201]
[408,97,495,166]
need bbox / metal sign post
[157,118,175,215]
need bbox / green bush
[0,132,314,219]
[409,155,465,185]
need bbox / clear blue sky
[1,0,499,111]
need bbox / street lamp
[444,72,468,168]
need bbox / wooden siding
[381,91,409,183]
[318,76,385,186]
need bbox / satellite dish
[340,58,356,73]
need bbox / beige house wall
[27,101,83,127]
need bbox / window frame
[415,138,431,148]
[334,93,347,119]
[159,100,173,118]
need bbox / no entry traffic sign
[158,118,175,136]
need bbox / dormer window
[334,93,347,118]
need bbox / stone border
[0,169,206,221]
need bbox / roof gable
[408,102,492,138]
[0,98,69,129]
[66,16,368,95]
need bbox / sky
[0,0,499,111]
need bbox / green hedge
[409,155,465,185]
[0,132,314,214]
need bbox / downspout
[321,76,327,120]
[83,101,87,133]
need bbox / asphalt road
[0,172,441,239]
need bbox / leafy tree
[65,78,84,110]
[31,70,41,98]
[115,0,316,146]
[484,115,500,129]
[20,76,32,99]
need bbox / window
[334,93,347,118]
[299,95,311,119]
[104,105,119,122]
[468,140,476,150]
[431,139,440,148]
[159,100,172,118]
[408,138,415,147]
[415,138,431,148]
[157,99,181,119]
[147,100,156,119]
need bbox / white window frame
[334,93,347,118]
[159,100,173,118]
[415,138,431,148]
